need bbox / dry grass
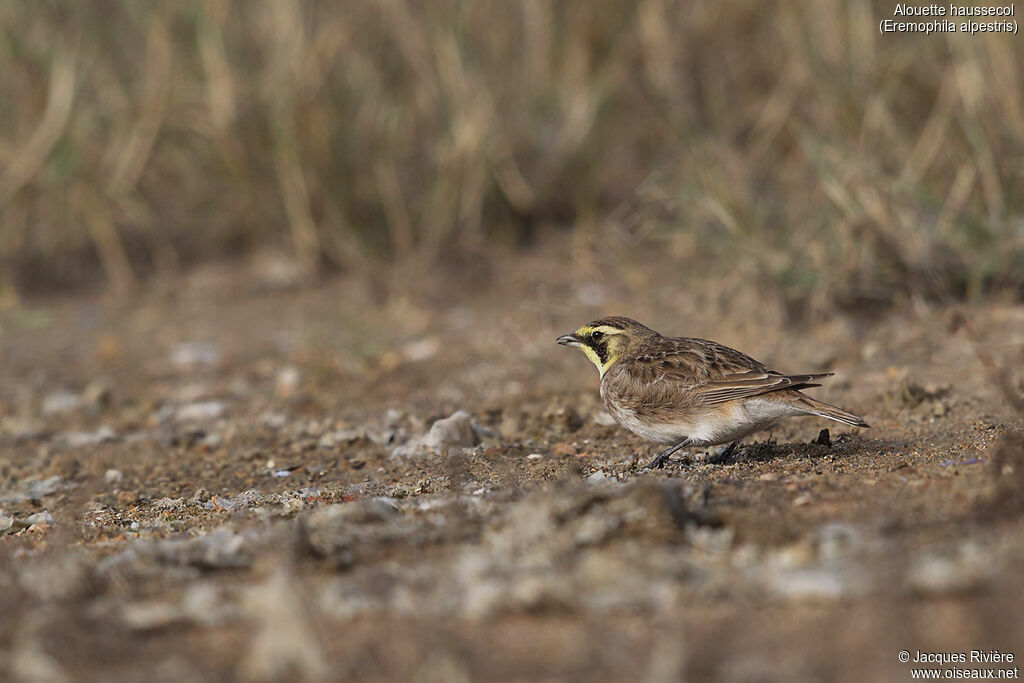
[0,1,1021,310]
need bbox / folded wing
[611,336,834,415]
[696,370,833,404]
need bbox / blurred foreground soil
[2,244,1023,682]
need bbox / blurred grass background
[1,0,1022,312]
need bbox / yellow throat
[556,324,629,378]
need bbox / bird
[556,316,869,469]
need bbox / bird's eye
[591,331,604,341]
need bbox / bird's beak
[556,333,582,347]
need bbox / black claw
[706,440,741,464]
[641,437,694,470]
[720,440,740,458]
[643,454,669,470]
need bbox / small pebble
[402,338,440,362]
[274,366,302,398]
[768,568,851,601]
[261,413,288,429]
[25,511,54,526]
[65,426,117,447]
[177,401,227,422]
[421,411,479,451]
[42,390,81,416]
[383,408,404,428]
[200,433,224,449]
[171,341,221,367]
[104,469,124,484]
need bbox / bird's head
[556,316,657,376]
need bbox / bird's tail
[795,395,870,428]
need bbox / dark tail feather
[797,395,870,428]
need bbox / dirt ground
[2,242,1024,682]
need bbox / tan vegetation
[1,1,1021,310]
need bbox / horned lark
[557,317,869,469]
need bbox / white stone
[421,411,479,451]
[176,401,227,422]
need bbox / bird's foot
[706,440,742,464]
[642,452,673,470]
[641,438,694,470]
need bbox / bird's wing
[695,370,832,404]
[615,337,832,409]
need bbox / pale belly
[604,396,803,447]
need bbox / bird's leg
[643,438,694,470]
[707,439,741,464]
